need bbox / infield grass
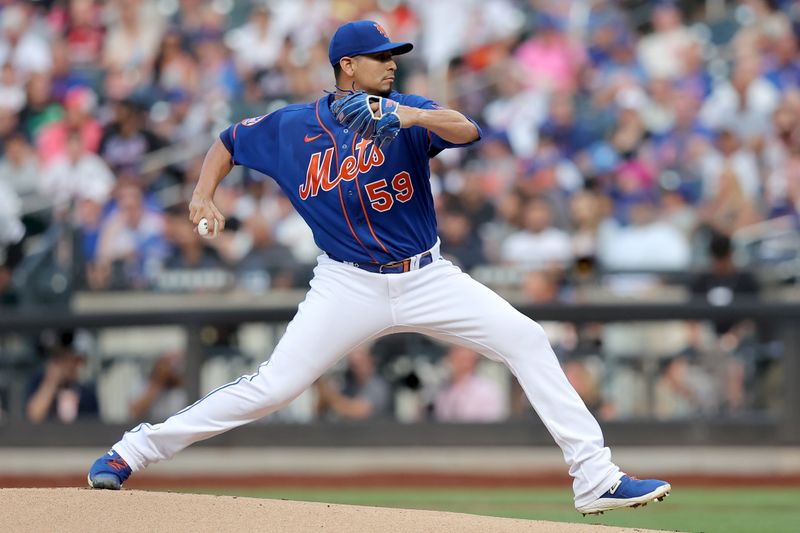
[175,487,800,533]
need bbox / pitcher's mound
[0,488,661,533]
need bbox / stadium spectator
[40,130,114,213]
[653,354,716,419]
[434,345,505,422]
[569,189,605,261]
[316,346,390,421]
[699,128,760,201]
[481,191,523,263]
[659,187,698,238]
[0,176,25,304]
[0,61,26,114]
[150,88,210,145]
[598,196,691,271]
[698,166,761,237]
[563,357,604,415]
[153,29,199,96]
[764,28,800,91]
[25,330,98,423]
[50,36,96,103]
[651,92,711,176]
[438,208,486,271]
[128,350,186,421]
[194,31,241,103]
[473,131,520,195]
[513,13,585,93]
[64,0,106,69]
[482,63,547,158]
[636,1,695,81]
[591,21,645,103]
[675,39,712,101]
[226,5,282,76]
[689,232,762,414]
[516,140,579,229]
[95,182,167,290]
[19,72,62,140]
[501,196,572,271]
[0,4,52,77]
[0,130,41,216]
[609,101,652,166]
[690,232,760,310]
[448,171,496,228]
[102,0,164,79]
[762,95,800,216]
[539,93,597,159]
[73,196,106,290]
[235,213,297,291]
[37,85,102,166]
[272,193,320,264]
[699,55,780,142]
[640,79,676,136]
[100,98,165,175]
[0,101,22,154]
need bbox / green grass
[175,487,800,533]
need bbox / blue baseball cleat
[577,475,671,516]
[87,449,131,490]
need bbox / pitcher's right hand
[189,193,225,234]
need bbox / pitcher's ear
[339,57,356,78]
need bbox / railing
[1,301,799,446]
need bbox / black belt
[328,251,434,274]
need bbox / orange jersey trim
[352,133,389,254]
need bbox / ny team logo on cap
[373,23,389,38]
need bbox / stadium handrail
[1,300,798,332]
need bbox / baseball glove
[331,91,376,139]
[371,97,402,149]
[330,92,402,148]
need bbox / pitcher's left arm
[395,106,479,145]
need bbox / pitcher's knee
[249,372,306,408]
[487,317,552,363]
[508,316,550,347]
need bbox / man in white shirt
[0,5,52,77]
[40,133,114,211]
[501,196,572,270]
[598,198,691,271]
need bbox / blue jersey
[219,91,481,264]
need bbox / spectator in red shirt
[37,86,102,166]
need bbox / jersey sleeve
[219,112,281,176]
[400,94,482,158]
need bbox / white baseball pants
[114,247,621,507]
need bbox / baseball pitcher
[89,20,670,515]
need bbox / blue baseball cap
[328,20,413,66]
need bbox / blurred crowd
[1,0,800,305]
[0,0,796,423]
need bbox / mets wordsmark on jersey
[300,137,386,200]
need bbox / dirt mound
[0,488,661,533]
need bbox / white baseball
[198,218,209,236]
